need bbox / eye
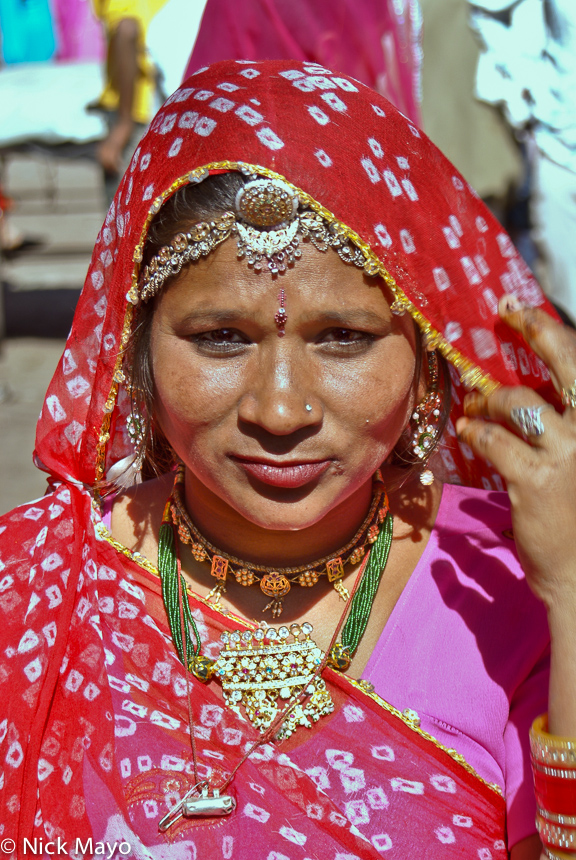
[317,328,377,352]
[192,328,251,353]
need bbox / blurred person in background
[183,0,422,123]
[471,0,576,325]
[90,0,169,204]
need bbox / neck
[182,470,375,568]
[181,467,440,568]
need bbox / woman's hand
[456,295,576,734]
[458,295,576,606]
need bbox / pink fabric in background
[184,0,422,123]
[364,483,550,848]
[52,0,105,61]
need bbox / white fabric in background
[471,0,576,172]
[0,61,106,146]
[531,151,576,322]
[470,0,576,321]
[147,0,208,97]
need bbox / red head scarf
[35,58,556,492]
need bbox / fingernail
[456,417,469,437]
[501,294,523,314]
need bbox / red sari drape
[0,486,505,853]
[0,59,556,853]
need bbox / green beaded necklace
[157,476,394,678]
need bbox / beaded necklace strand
[158,470,394,676]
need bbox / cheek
[324,339,416,431]
[150,334,239,444]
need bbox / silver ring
[510,405,549,438]
[561,382,576,408]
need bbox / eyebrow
[175,309,260,326]
[174,308,389,328]
[298,309,388,327]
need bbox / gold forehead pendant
[139,174,375,341]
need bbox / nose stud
[305,404,312,413]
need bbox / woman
[1,60,574,858]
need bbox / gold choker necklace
[169,465,389,617]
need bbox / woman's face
[150,238,418,531]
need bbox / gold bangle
[537,815,576,850]
[533,762,576,780]
[539,807,576,827]
[544,847,576,860]
[531,715,576,768]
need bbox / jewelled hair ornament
[139,176,376,302]
[235,178,300,274]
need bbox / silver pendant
[158,785,236,831]
[183,792,236,817]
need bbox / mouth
[229,456,332,489]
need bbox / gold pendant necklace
[214,621,334,739]
[170,465,389,617]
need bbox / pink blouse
[364,483,549,848]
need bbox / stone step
[3,256,90,291]
[5,153,102,195]
[8,211,102,250]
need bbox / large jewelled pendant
[214,623,334,740]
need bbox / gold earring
[408,352,443,486]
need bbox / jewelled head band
[139,176,377,303]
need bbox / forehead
[157,237,394,316]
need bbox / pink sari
[184,0,422,123]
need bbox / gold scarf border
[349,677,504,797]
[95,514,250,630]
[94,161,499,484]
[95,514,503,798]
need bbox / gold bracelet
[537,815,576,851]
[539,807,576,827]
[531,715,576,768]
[544,847,576,860]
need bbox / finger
[499,295,576,398]
[463,386,562,447]
[456,416,538,482]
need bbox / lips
[231,457,331,488]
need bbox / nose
[237,344,321,436]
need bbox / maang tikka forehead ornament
[139,176,379,306]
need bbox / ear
[411,328,429,405]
